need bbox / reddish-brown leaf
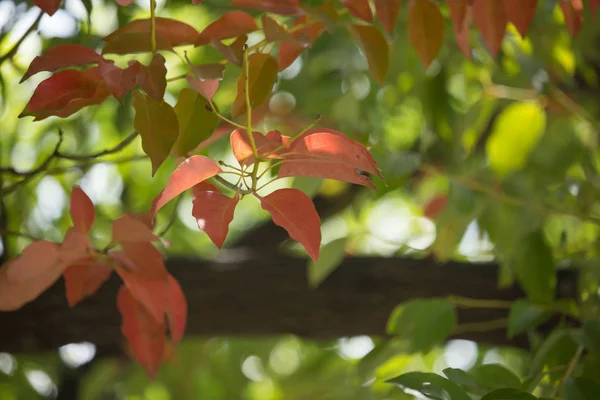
[21,44,103,83]
[374,0,402,35]
[231,53,278,118]
[472,0,508,58]
[559,0,584,38]
[151,155,222,215]
[187,76,219,100]
[503,0,537,38]
[590,0,600,19]
[70,185,95,234]
[196,11,259,46]
[117,285,166,380]
[256,188,321,261]
[342,0,373,22]
[447,0,472,60]
[112,213,160,244]
[121,242,168,279]
[278,16,324,71]
[262,15,300,44]
[63,261,112,307]
[230,129,287,166]
[137,54,167,101]
[350,24,389,85]
[409,0,445,68]
[213,35,247,67]
[230,0,300,15]
[278,128,382,188]
[424,194,448,219]
[191,181,219,197]
[20,68,108,120]
[192,189,239,248]
[166,275,187,345]
[34,0,60,15]
[103,18,199,54]
[99,60,142,102]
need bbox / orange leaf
[121,242,168,279]
[5,240,61,283]
[192,188,239,248]
[230,0,300,15]
[132,90,179,176]
[409,0,445,68]
[70,185,95,234]
[278,128,382,188]
[196,11,259,46]
[424,194,448,219]
[350,24,389,84]
[99,60,142,102]
[137,54,167,101]
[503,0,537,38]
[103,18,198,54]
[230,129,287,166]
[231,53,278,118]
[166,275,187,345]
[63,261,112,307]
[374,0,402,35]
[112,213,160,244]
[151,155,222,215]
[278,16,324,71]
[21,44,103,82]
[20,68,108,120]
[447,0,472,60]
[262,15,300,44]
[342,0,373,22]
[256,188,321,261]
[559,0,584,38]
[472,0,507,58]
[34,0,60,15]
[117,285,166,380]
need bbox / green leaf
[565,377,600,400]
[582,318,600,355]
[470,364,522,391]
[132,90,179,176]
[486,101,546,177]
[386,298,457,353]
[443,368,478,389]
[481,388,538,400]
[527,328,577,386]
[387,372,470,400]
[513,232,556,303]
[291,177,323,198]
[172,88,219,157]
[231,53,278,117]
[508,299,552,338]
[307,237,347,288]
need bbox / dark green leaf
[443,368,478,389]
[565,377,600,400]
[481,388,538,400]
[470,364,522,391]
[387,372,470,400]
[582,318,600,355]
[513,232,556,303]
[508,299,552,338]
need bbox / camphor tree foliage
[2,0,600,398]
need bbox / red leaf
[448,0,472,60]
[278,16,324,71]
[34,0,61,15]
[112,213,160,244]
[256,188,321,261]
[99,60,142,102]
[117,285,166,380]
[20,44,103,82]
[196,11,259,46]
[262,15,300,44]
[230,129,286,166]
[213,35,247,67]
[191,181,219,197]
[192,189,239,248]
[60,227,94,264]
[472,0,508,58]
[137,54,167,101]
[341,0,373,22]
[187,76,219,100]
[115,0,133,5]
[70,185,95,234]
[5,240,61,283]
[230,0,300,15]
[103,18,199,54]
[591,0,600,19]
[166,275,187,344]
[503,0,537,38]
[408,0,445,68]
[151,156,222,215]
[20,68,109,120]
[559,0,584,38]
[374,0,402,36]
[350,24,389,84]
[278,128,382,188]
[63,261,112,307]
[424,194,448,220]
[121,242,168,279]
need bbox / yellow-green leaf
[409,0,445,68]
[486,101,546,177]
[231,53,278,118]
[350,24,389,85]
[308,237,347,288]
[132,90,179,176]
[172,88,219,157]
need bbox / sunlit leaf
[307,237,347,288]
[132,90,179,175]
[136,54,167,101]
[191,188,239,248]
[374,0,401,35]
[387,372,470,400]
[350,24,389,84]
[172,88,219,157]
[70,185,96,234]
[262,15,299,44]
[230,129,287,166]
[231,53,278,117]
[257,188,321,261]
[472,0,508,58]
[409,0,445,68]
[21,44,103,82]
[196,11,258,45]
[63,261,112,307]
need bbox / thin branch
[0,9,43,66]
[56,132,139,161]
[46,155,148,175]
[551,345,584,397]
[448,295,513,309]
[453,318,508,334]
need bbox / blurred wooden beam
[0,253,577,355]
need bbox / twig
[46,155,148,175]
[56,132,139,161]
[157,195,183,237]
[0,9,43,66]
[550,345,584,397]
[150,0,157,55]
[448,295,513,309]
[453,318,508,334]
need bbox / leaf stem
[214,175,252,195]
[207,100,246,130]
[266,114,322,157]
[453,318,508,334]
[150,0,157,55]
[448,295,513,309]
